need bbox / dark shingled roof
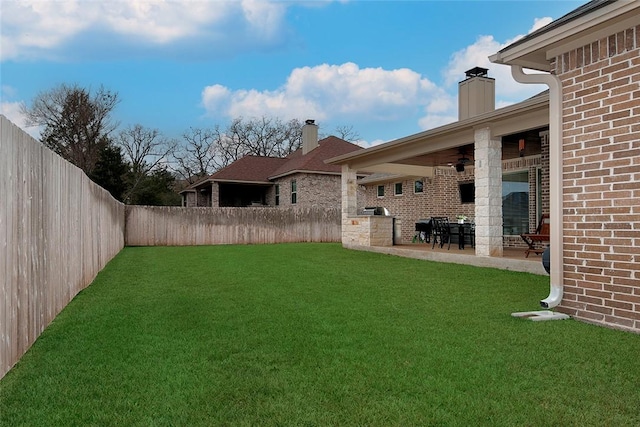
[497,0,614,54]
[208,155,289,183]
[189,136,363,188]
[269,136,363,179]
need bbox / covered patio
[327,68,551,263]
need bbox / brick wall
[553,24,640,331]
[361,169,472,243]
[362,157,541,245]
[272,173,344,209]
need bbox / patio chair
[431,217,451,250]
[520,214,550,257]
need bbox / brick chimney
[458,67,495,120]
[302,119,319,155]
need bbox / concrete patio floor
[345,243,548,275]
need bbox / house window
[502,171,529,236]
[414,180,424,194]
[275,184,280,206]
[394,182,403,196]
[291,180,297,204]
[377,185,385,198]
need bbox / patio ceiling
[327,92,550,174]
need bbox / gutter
[510,65,564,309]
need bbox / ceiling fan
[456,146,471,172]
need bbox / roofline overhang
[358,173,431,185]
[216,179,272,186]
[268,169,355,180]
[326,92,549,170]
[191,178,272,188]
[490,1,640,71]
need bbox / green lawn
[1,243,639,426]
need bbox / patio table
[451,223,475,249]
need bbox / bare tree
[172,127,218,184]
[224,116,303,159]
[21,84,119,175]
[174,117,304,174]
[115,124,177,203]
[332,124,361,143]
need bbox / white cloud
[202,10,554,138]
[531,17,554,33]
[1,101,25,126]
[0,0,289,60]
[358,138,389,149]
[201,62,440,124]
[416,16,555,131]
[0,93,41,140]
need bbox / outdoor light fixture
[456,149,470,173]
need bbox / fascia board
[492,1,639,69]
[546,13,640,59]
[268,169,343,180]
[214,179,272,185]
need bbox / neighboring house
[328,0,640,332]
[181,121,364,209]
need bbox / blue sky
[1,0,584,147]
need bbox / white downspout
[511,65,563,309]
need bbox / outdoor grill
[362,206,390,216]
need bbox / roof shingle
[269,136,362,179]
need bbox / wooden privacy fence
[0,114,343,381]
[0,116,125,380]
[125,205,341,246]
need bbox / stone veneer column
[341,164,358,219]
[474,127,503,257]
[211,182,219,207]
[341,164,358,245]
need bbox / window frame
[377,185,385,198]
[394,182,403,196]
[291,180,297,204]
[414,179,424,194]
[275,184,280,206]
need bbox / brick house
[329,69,550,255]
[329,0,640,332]
[181,121,364,209]
[491,0,640,331]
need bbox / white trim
[510,65,563,310]
[269,169,343,180]
[394,182,403,196]
[413,179,425,194]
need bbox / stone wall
[342,215,394,247]
[552,23,640,332]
